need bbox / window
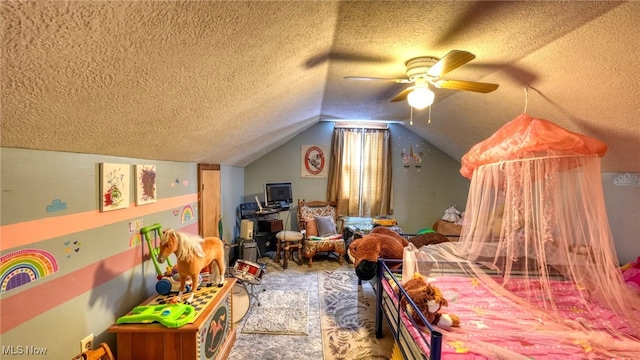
[327,127,392,217]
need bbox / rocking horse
[157,229,226,303]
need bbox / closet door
[198,164,221,238]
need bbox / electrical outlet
[80,333,94,352]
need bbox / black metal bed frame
[375,258,442,360]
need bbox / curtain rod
[332,122,389,129]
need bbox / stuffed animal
[349,226,408,281]
[396,272,460,329]
[442,204,462,223]
[409,232,450,248]
[349,226,449,281]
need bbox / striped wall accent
[0,222,199,334]
[0,192,201,334]
[1,194,198,251]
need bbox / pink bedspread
[383,276,637,359]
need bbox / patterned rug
[241,289,309,335]
[227,256,393,360]
[319,270,394,360]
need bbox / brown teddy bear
[409,232,450,248]
[396,272,461,329]
[349,226,408,281]
[349,227,449,281]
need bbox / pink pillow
[303,217,318,237]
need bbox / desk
[108,279,236,360]
[253,209,284,254]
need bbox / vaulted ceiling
[2,1,638,172]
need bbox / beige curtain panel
[327,127,392,217]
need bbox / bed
[371,117,640,359]
[374,247,640,360]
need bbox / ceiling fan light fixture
[345,50,498,108]
[407,87,434,110]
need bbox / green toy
[417,228,436,235]
[140,223,173,276]
[116,303,196,328]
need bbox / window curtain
[327,127,392,217]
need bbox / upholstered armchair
[296,199,346,267]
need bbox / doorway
[198,164,221,238]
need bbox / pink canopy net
[404,114,640,358]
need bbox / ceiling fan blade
[427,50,476,77]
[434,79,499,93]
[390,86,415,102]
[344,76,411,83]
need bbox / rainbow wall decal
[129,233,142,248]
[0,248,59,293]
[181,205,194,223]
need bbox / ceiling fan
[345,50,499,109]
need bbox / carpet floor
[227,254,394,360]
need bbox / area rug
[241,289,309,335]
[319,270,394,360]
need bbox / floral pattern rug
[319,270,394,360]
[228,256,393,360]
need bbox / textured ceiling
[1,1,638,172]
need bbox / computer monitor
[264,182,293,207]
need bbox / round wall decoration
[302,145,328,178]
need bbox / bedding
[376,258,640,360]
[405,242,572,283]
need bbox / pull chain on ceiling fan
[345,50,499,109]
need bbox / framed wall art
[301,144,328,178]
[135,164,157,205]
[100,163,130,212]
